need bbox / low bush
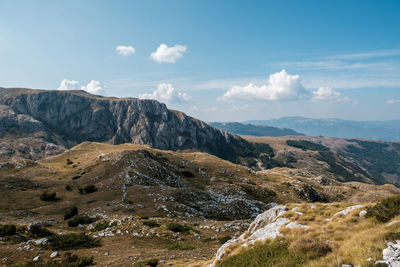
[385,232,400,241]
[143,220,160,228]
[218,235,232,244]
[92,221,109,232]
[64,206,78,220]
[66,158,73,165]
[46,233,100,250]
[18,253,94,267]
[166,222,191,233]
[133,258,159,267]
[40,192,57,201]
[65,184,73,191]
[68,216,97,227]
[286,140,329,151]
[0,224,16,237]
[366,194,400,222]
[79,185,97,194]
[28,226,54,238]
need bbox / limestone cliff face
[0,88,263,164]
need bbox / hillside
[210,122,304,137]
[244,136,400,187]
[0,142,399,266]
[0,88,278,168]
[246,117,400,141]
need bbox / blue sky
[1,0,399,121]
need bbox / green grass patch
[68,216,97,227]
[92,221,109,232]
[143,220,160,228]
[166,243,195,250]
[166,222,191,233]
[219,238,331,267]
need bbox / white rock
[327,205,364,221]
[358,210,367,217]
[33,255,41,261]
[34,238,48,245]
[375,240,400,266]
[286,221,309,229]
[2,257,8,262]
[50,251,59,258]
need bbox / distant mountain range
[210,122,304,137]
[245,116,400,141]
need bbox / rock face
[0,88,273,166]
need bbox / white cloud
[204,107,218,112]
[57,79,80,91]
[57,79,105,94]
[386,99,400,104]
[232,104,249,111]
[312,87,350,102]
[116,45,135,56]
[150,44,187,63]
[81,80,104,94]
[219,69,309,101]
[139,83,191,103]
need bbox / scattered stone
[326,205,364,221]
[358,210,367,217]
[50,251,59,258]
[2,257,8,262]
[104,252,110,256]
[34,238,48,245]
[375,240,400,266]
[33,255,41,261]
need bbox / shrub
[79,185,97,194]
[133,258,159,267]
[65,184,73,191]
[366,194,400,222]
[28,226,54,238]
[286,140,329,151]
[218,235,232,244]
[68,216,97,227]
[0,224,16,237]
[385,232,400,241]
[166,222,190,233]
[92,221,109,232]
[46,233,100,250]
[143,220,160,228]
[40,192,57,201]
[64,206,78,220]
[72,175,81,180]
[18,253,94,267]
[66,158,73,165]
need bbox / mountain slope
[0,88,277,167]
[210,122,304,137]
[246,116,400,141]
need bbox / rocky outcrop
[375,240,400,266]
[0,88,273,166]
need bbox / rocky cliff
[0,88,275,166]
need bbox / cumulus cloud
[57,79,105,94]
[57,79,80,91]
[386,99,400,104]
[139,83,191,103]
[116,45,135,56]
[150,44,187,63]
[312,87,350,102]
[219,69,350,103]
[81,80,104,94]
[219,69,309,101]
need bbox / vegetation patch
[0,224,16,237]
[92,221,109,232]
[133,258,159,267]
[167,243,195,250]
[366,194,400,222]
[40,191,58,201]
[45,233,100,250]
[166,222,191,233]
[18,253,94,267]
[68,216,97,227]
[64,206,78,220]
[143,220,160,228]
[79,185,97,194]
[286,140,329,151]
[218,235,232,244]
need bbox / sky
[0,0,399,122]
